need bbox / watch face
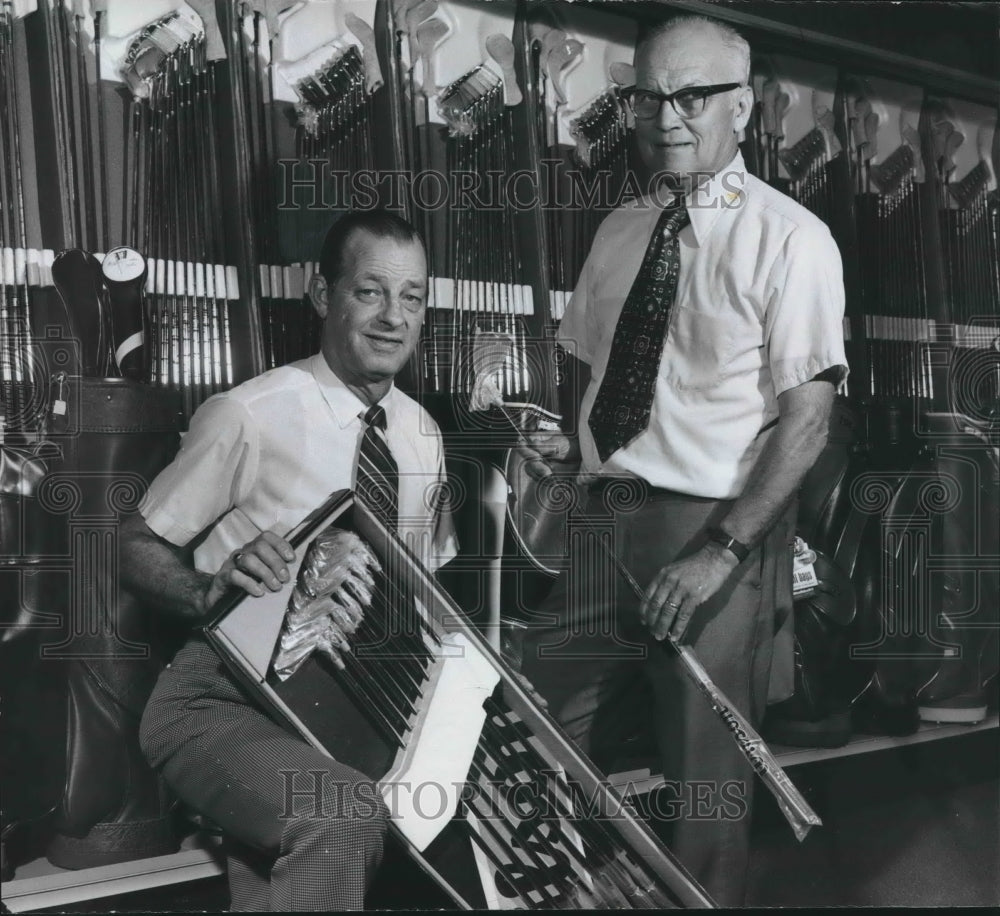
[102,246,146,283]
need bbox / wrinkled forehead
[343,227,425,261]
[635,26,743,86]
[341,230,426,275]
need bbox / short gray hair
[636,15,751,86]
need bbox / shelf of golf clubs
[0,246,239,410]
[12,0,998,412]
[523,13,636,327]
[232,4,379,299]
[24,0,112,255]
[1,0,36,436]
[116,2,237,420]
[854,138,933,401]
[0,250,45,437]
[140,254,239,409]
[229,1,398,377]
[1,0,246,420]
[284,3,537,398]
[745,54,999,408]
[223,0,543,401]
[427,63,530,399]
[232,4,378,373]
[543,87,633,326]
[387,3,544,406]
[750,60,843,227]
[10,0,228,255]
[940,165,999,327]
[856,91,997,403]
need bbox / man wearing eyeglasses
[518,14,847,906]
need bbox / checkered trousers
[139,637,389,911]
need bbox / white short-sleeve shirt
[139,353,458,573]
[558,152,848,499]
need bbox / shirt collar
[308,353,396,429]
[683,151,747,247]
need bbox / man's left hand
[639,543,740,642]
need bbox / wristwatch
[706,526,750,563]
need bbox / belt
[585,476,717,504]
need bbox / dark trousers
[519,485,795,906]
[139,639,388,911]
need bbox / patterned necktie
[356,404,399,528]
[588,201,690,463]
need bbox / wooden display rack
[1,834,225,914]
[608,714,1000,797]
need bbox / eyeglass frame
[620,83,745,120]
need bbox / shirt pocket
[663,305,738,391]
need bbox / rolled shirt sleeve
[139,395,259,548]
[764,220,849,397]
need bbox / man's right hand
[515,431,581,481]
[205,531,296,610]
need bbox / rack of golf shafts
[118,8,235,416]
[428,64,532,401]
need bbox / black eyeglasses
[621,83,743,120]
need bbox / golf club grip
[672,642,822,841]
[608,541,822,841]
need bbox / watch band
[706,526,750,563]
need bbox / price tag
[51,372,68,417]
[792,536,819,596]
[793,565,818,595]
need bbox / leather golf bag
[38,378,184,869]
[915,413,999,722]
[763,550,858,747]
[1,440,67,877]
[764,398,865,746]
[848,404,942,736]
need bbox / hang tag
[52,372,68,417]
[792,535,818,596]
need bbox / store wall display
[1,0,997,892]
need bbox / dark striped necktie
[588,201,690,463]
[356,404,399,528]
